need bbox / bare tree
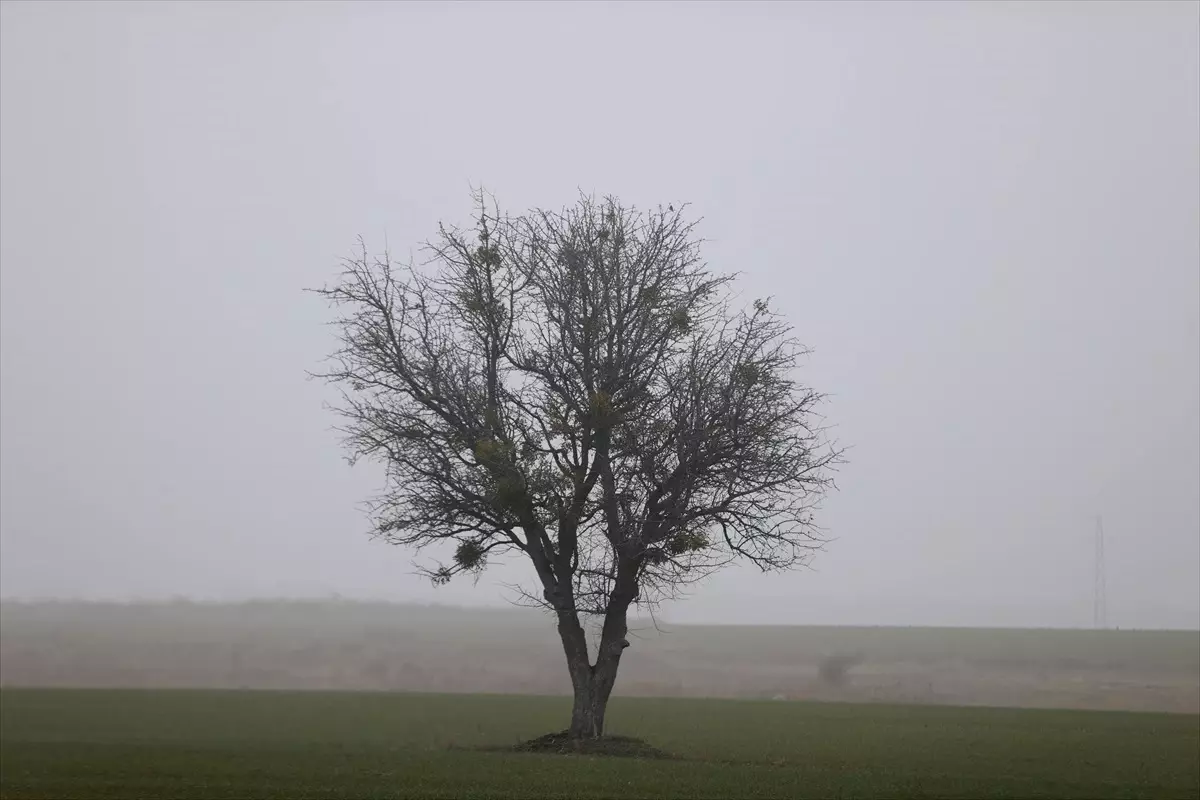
[313,192,841,740]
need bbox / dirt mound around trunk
[507,730,676,759]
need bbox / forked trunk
[558,608,630,740]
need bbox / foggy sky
[1,0,1197,629]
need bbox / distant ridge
[2,598,1196,633]
[2,599,1196,713]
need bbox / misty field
[3,602,1197,714]
[1,689,1197,799]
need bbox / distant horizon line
[2,596,1196,634]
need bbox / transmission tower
[1093,516,1108,629]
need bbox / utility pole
[1093,515,1108,629]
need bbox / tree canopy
[314,192,841,738]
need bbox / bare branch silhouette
[312,191,843,738]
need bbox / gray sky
[2,0,1197,629]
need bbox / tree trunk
[568,672,607,739]
[557,598,631,740]
[564,643,627,739]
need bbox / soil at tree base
[506,730,677,759]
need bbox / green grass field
[1,689,1197,799]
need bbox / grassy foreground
[1,689,1197,799]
